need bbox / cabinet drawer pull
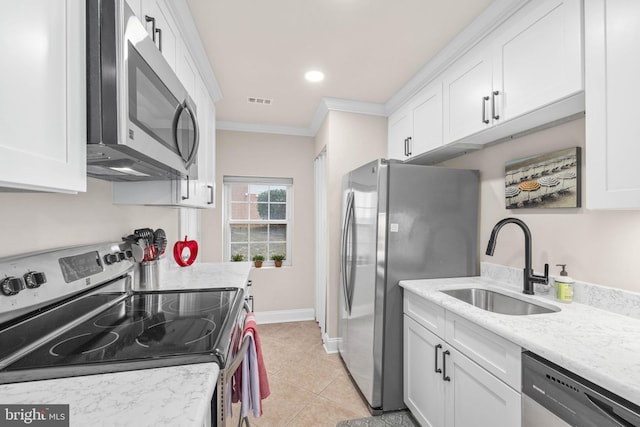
[155,28,162,52]
[442,350,451,381]
[182,176,190,200]
[482,96,490,124]
[434,344,442,373]
[492,90,500,120]
[207,185,214,205]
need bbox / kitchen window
[223,176,293,266]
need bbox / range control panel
[0,242,136,325]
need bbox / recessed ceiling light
[305,70,325,82]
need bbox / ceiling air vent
[247,97,272,105]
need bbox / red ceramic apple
[173,236,198,267]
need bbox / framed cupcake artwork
[504,147,581,209]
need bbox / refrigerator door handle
[341,191,355,313]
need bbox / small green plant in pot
[231,253,244,262]
[252,254,265,268]
[271,253,286,267]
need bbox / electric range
[0,242,245,387]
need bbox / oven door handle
[224,302,252,377]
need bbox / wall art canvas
[505,147,581,209]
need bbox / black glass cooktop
[0,288,240,384]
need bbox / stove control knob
[104,254,118,265]
[117,252,127,261]
[1,277,24,296]
[24,271,47,288]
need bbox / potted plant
[252,254,265,268]
[231,253,244,262]
[271,253,286,267]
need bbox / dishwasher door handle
[585,393,637,427]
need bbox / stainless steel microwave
[87,0,199,181]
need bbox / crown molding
[216,121,315,137]
[218,97,385,137]
[165,0,224,102]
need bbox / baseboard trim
[254,308,315,324]
[323,333,340,354]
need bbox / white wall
[441,117,640,292]
[202,130,316,313]
[315,111,388,337]
[0,178,179,258]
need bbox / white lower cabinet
[404,293,521,427]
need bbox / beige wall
[441,117,640,292]
[202,130,316,312]
[318,111,388,337]
[0,178,179,258]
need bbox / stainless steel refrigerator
[338,159,479,413]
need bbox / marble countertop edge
[400,276,640,406]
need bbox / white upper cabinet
[444,0,583,144]
[0,0,86,193]
[492,0,583,121]
[443,46,494,143]
[394,0,584,164]
[388,81,443,161]
[388,108,412,160]
[585,0,640,209]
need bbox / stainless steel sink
[441,288,560,315]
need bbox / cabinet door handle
[407,137,412,156]
[482,96,490,124]
[155,28,162,52]
[492,90,500,120]
[145,15,157,43]
[403,138,408,157]
[182,176,190,200]
[442,350,451,381]
[207,185,214,205]
[434,344,442,373]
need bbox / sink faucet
[485,218,549,295]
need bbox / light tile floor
[243,320,371,427]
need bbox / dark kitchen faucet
[485,217,549,295]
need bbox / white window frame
[223,176,294,266]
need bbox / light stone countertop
[158,261,252,291]
[400,276,640,406]
[0,262,252,426]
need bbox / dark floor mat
[336,411,418,427]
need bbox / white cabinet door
[445,347,521,427]
[0,0,86,193]
[388,108,412,160]
[585,0,640,209]
[404,315,445,427]
[141,0,177,68]
[493,0,583,121]
[412,82,443,155]
[443,47,494,143]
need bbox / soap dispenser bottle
[555,264,574,303]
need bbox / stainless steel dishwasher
[522,351,640,427]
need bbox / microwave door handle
[182,101,199,169]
